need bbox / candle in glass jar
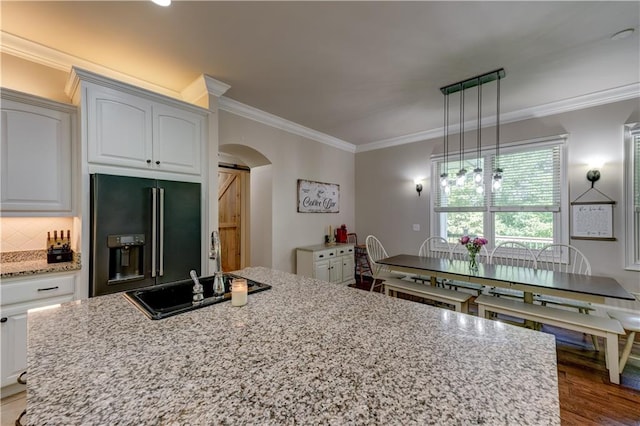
[231,278,248,307]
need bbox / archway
[218,144,273,268]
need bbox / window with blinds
[628,129,640,269]
[431,138,565,249]
[634,134,640,213]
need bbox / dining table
[377,254,635,304]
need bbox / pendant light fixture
[473,83,484,194]
[440,93,450,189]
[492,75,503,192]
[456,87,467,187]
[440,68,505,193]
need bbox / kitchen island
[27,267,560,424]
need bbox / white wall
[250,164,273,268]
[219,111,356,273]
[356,98,640,310]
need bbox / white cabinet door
[314,260,330,282]
[1,97,72,213]
[342,255,355,283]
[152,104,203,175]
[0,294,73,388]
[0,308,27,388]
[86,86,153,169]
[329,258,343,283]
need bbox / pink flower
[474,237,488,246]
[459,235,470,245]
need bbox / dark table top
[378,254,635,301]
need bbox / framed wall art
[297,179,339,213]
[571,202,615,240]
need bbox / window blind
[434,143,562,212]
[490,145,561,212]
[634,135,640,211]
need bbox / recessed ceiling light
[611,28,634,41]
[152,0,171,6]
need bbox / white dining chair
[488,241,538,300]
[415,236,451,287]
[534,243,597,348]
[445,242,489,295]
[365,235,404,292]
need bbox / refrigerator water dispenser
[107,234,145,284]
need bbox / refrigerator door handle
[151,187,157,278]
[159,187,165,277]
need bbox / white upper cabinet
[152,103,203,175]
[86,85,153,169]
[0,89,74,214]
[72,69,207,176]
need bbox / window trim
[624,123,640,271]
[430,135,568,251]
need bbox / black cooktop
[123,274,271,320]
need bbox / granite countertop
[0,250,81,278]
[27,267,560,425]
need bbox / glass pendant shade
[440,173,449,187]
[456,169,467,187]
[473,167,483,184]
[492,168,503,192]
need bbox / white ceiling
[2,1,639,149]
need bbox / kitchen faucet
[190,270,204,305]
[210,231,225,297]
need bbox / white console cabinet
[296,244,355,285]
[1,273,76,396]
[69,68,207,176]
[0,89,75,215]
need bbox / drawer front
[314,249,336,261]
[337,245,354,256]
[1,275,75,306]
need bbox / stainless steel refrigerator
[90,173,201,297]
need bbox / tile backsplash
[1,217,74,252]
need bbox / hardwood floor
[350,277,640,425]
[3,280,638,425]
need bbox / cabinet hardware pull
[0,317,7,323]
[146,159,152,164]
[37,286,59,292]
[156,160,160,165]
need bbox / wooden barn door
[218,167,248,272]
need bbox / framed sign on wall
[297,179,339,213]
[571,202,615,240]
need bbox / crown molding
[182,74,231,103]
[356,82,640,153]
[1,31,183,99]
[218,97,356,153]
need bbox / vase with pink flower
[459,235,488,272]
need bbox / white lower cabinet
[1,273,75,393]
[296,244,355,284]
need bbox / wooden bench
[475,294,626,384]
[384,278,472,314]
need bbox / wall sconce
[586,169,601,188]
[586,160,603,188]
[414,179,423,196]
